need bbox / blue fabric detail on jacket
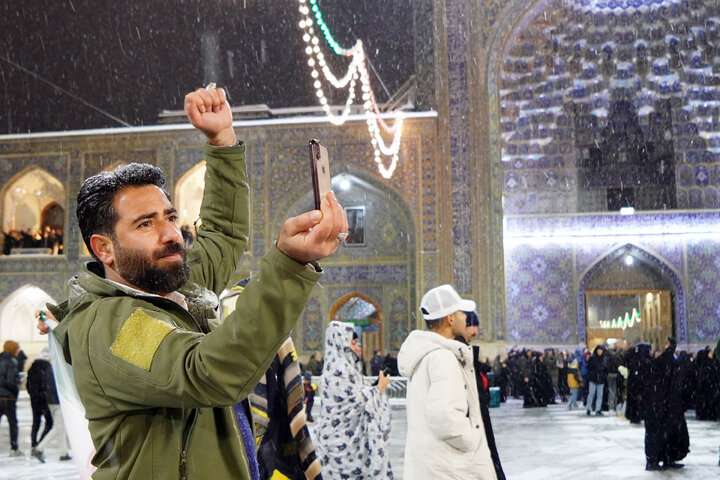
[234,403,260,480]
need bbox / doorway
[585,289,673,351]
[329,292,383,370]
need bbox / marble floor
[1,392,718,479]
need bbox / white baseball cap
[420,284,476,321]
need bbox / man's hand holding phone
[276,139,348,264]
[276,190,348,264]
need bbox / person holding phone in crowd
[46,85,348,480]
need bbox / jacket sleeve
[424,350,480,452]
[186,142,250,296]
[81,245,322,412]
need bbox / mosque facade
[1,0,719,358]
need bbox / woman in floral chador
[314,321,393,479]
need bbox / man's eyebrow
[130,208,177,225]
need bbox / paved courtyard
[1,392,718,479]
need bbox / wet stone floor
[1,392,718,479]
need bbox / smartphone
[309,139,332,210]
[372,367,392,385]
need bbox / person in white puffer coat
[398,284,497,480]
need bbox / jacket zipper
[179,409,198,480]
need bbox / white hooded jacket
[398,330,497,480]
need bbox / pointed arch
[0,284,57,347]
[1,166,66,235]
[174,161,206,230]
[330,291,384,354]
[577,243,687,344]
[270,164,417,355]
[270,164,417,247]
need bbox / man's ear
[90,234,115,267]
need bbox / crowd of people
[498,341,720,421]
[0,340,70,463]
[2,227,63,255]
[495,338,720,470]
[1,84,719,480]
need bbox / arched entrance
[271,164,416,356]
[41,202,64,230]
[329,292,383,366]
[578,244,686,350]
[1,167,65,242]
[174,161,206,229]
[0,284,57,357]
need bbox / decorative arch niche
[0,285,57,351]
[493,0,720,215]
[330,291,384,361]
[2,167,65,234]
[279,167,416,354]
[175,161,206,230]
[577,243,687,348]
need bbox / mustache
[153,242,186,260]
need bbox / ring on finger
[337,232,349,242]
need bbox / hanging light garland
[297,0,405,178]
[599,308,642,330]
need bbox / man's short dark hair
[77,163,169,260]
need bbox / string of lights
[297,0,405,178]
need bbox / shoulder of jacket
[77,296,178,331]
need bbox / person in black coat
[626,343,651,424]
[695,346,720,420]
[586,345,608,416]
[519,350,537,407]
[676,351,694,413]
[493,355,509,403]
[506,349,521,399]
[0,341,22,456]
[455,310,506,480]
[26,351,55,450]
[556,350,570,402]
[643,337,688,471]
[369,350,386,376]
[665,348,691,466]
[536,353,555,406]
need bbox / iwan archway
[578,243,687,350]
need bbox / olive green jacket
[51,143,322,479]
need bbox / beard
[113,240,190,295]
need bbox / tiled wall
[0,118,436,355]
[499,0,720,214]
[504,211,720,345]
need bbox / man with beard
[454,310,506,480]
[398,285,497,479]
[48,86,347,480]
